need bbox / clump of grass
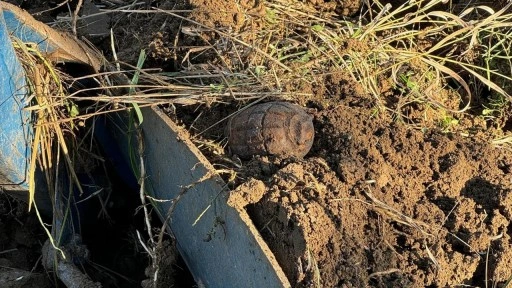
[148,0,512,138]
[12,39,83,211]
[482,93,511,128]
[349,0,512,121]
[267,0,512,118]
[11,39,80,258]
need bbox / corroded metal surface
[226,102,314,158]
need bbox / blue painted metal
[139,108,290,287]
[98,107,291,287]
[93,114,139,191]
[0,8,31,188]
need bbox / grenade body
[226,102,314,158]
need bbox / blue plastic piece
[3,8,57,54]
[0,8,31,188]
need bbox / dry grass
[21,0,508,143]
[14,0,512,233]
[12,39,83,210]
[11,39,74,258]
[41,0,510,141]
[105,0,512,140]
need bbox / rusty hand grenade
[226,102,314,159]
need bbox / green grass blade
[130,49,147,124]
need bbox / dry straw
[11,0,512,216]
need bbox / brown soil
[164,0,512,287]
[248,99,512,287]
